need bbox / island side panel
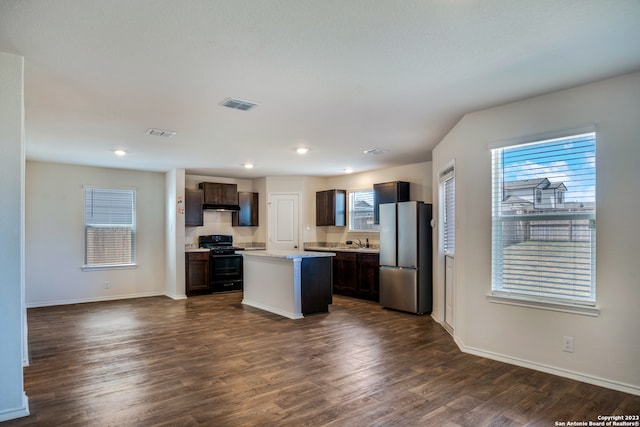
[242,255,302,319]
[301,257,333,314]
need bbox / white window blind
[84,187,137,268]
[348,190,378,231]
[491,132,596,304]
[443,176,455,255]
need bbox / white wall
[0,51,29,422]
[431,72,640,395]
[25,161,167,306]
[327,161,432,203]
[322,161,432,245]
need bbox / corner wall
[0,51,29,421]
[431,72,640,395]
[166,169,185,299]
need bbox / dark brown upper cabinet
[373,181,410,224]
[316,189,346,226]
[198,182,238,206]
[185,188,204,227]
[232,192,259,227]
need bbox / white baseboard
[165,293,187,300]
[462,343,640,397]
[241,299,303,320]
[26,291,166,308]
[0,392,29,422]
[433,319,640,396]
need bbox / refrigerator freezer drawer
[379,267,418,314]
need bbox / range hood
[203,203,241,212]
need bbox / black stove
[198,234,240,255]
[198,235,243,293]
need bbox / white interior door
[268,193,299,250]
[445,255,455,329]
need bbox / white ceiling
[1,1,640,178]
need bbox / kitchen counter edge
[304,246,379,254]
[241,250,335,259]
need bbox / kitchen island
[241,250,335,319]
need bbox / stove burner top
[198,234,240,255]
[207,247,240,255]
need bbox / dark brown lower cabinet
[331,251,379,301]
[185,252,210,296]
[356,253,380,301]
[332,252,358,297]
[301,257,333,314]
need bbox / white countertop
[304,245,379,254]
[185,248,210,253]
[241,249,335,259]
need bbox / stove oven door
[210,254,243,293]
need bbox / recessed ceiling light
[296,147,309,154]
[146,128,176,138]
[114,150,126,156]
[221,98,258,111]
[344,168,353,174]
[243,163,254,169]
[363,148,386,155]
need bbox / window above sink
[348,189,378,232]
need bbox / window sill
[82,263,138,271]
[487,293,600,317]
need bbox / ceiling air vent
[220,97,258,111]
[146,128,176,138]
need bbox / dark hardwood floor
[7,293,639,426]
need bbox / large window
[348,189,378,232]
[491,132,596,305]
[84,187,137,268]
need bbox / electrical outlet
[103,280,110,289]
[562,336,574,353]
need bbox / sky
[499,132,596,204]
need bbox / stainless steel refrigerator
[379,201,433,314]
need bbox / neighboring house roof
[504,178,566,192]
[503,178,550,191]
[547,182,567,191]
[354,200,372,209]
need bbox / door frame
[438,160,456,334]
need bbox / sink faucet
[346,239,367,248]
